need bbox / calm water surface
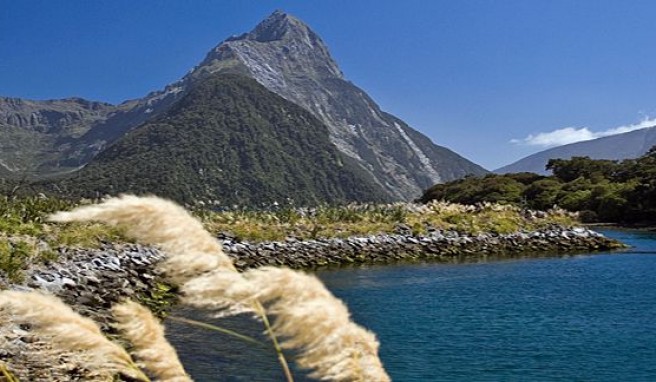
[166,229,656,381]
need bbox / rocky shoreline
[1,225,624,380]
[0,245,169,381]
[11,226,624,313]
[222,225,622,270]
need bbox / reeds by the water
[49,195,235,283]
[2,194,391,381]
[185,266,389,381]
[0,290,148,381]
[113,300,192,382]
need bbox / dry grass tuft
[181,269,257,317]
[248,267,389,382]
[0,290,142,380]
[183,266,390,381]
[49,195,391,381]
[113,300,192,382]
[49,194,234,283]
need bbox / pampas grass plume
[185,267,390,381]
[113,300,192,382]
[49,195,234,282]
[49,195,391,381]
[0,291,138,378]
[181,269,257,317]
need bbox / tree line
[419,146,656,224]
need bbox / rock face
[223,226,622,270]
[496,125,656,175]
[182,11,488,199]
[1,11,486,201]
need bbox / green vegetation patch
[0,196,130,282]
[200,202,577,241]
[0,194,579,282]
[0,196,128,246]
[37,74,389,207]
[0,238,57,283]
[420,147,656,225]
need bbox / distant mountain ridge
[1,10,486,202]
[496,126,656,174]
[0,97,114,174]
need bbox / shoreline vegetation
[1,195,624,283]
[420,149,656,226]
[0,195,625,380]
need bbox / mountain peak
[2,9,487,200]
[246,10,313,43]
[197,10,343,82]
[179,11,486,199]
[225,10,323,48]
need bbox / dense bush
[420,147,656,224]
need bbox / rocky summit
[183,11,488,199]
[1,11,487,201]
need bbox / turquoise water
[166,229,656,381]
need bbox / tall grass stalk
[166,316,261,346]
[113,300,192,382]
[0,291,150,381]
[255,300,295,382]
[0,362,18,382]
[50,196,296,381]
[183,267,390,381]
[50,195,390,381]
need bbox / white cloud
[511,117,656,148]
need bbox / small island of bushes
[420,146,656,225]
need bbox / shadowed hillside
[45,74,389,206]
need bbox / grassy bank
[199,201,577,241]
[0,196,577,282]
[0,196,127,282]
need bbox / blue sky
[2,0,656,170]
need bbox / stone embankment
[223,225,622,270]
[0,225,622,380]
[16,226,622,302]
[6,225,621,315]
